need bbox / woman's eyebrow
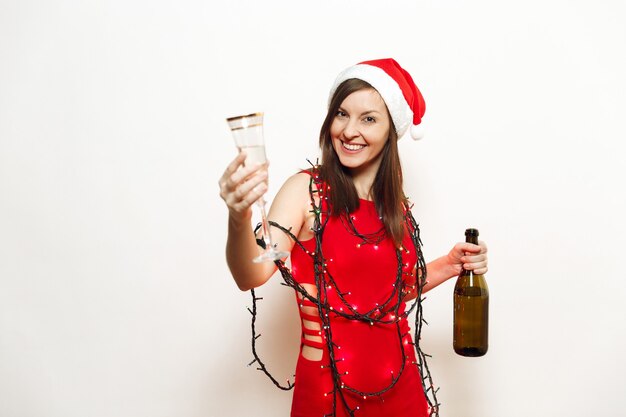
[337,107,383,116]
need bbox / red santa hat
[328,58,426,140]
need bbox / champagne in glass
[226,112,288,263]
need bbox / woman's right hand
[218,152,268,217]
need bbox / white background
[1,0,625,416]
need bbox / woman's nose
[342,119,360,139]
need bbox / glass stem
[257,198,274,251]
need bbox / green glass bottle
[453,228,489,357]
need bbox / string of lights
[246,163,440,416]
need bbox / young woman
[219,58,488,417]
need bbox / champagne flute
[226,112,288,263]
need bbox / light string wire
[246,162,440,416]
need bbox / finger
[222,167,267,207]
[228,161,266,190]
[458,242,482,256]
[222,166,262,198]
[226,171,268,208]
[234,171,268,201]
[464,259,487,270]
[463,260,487,274]
[232,182,268,211]
[219,153,247,189]
[462,253,488,264]
[472,265,488,275]
[224,152,247,178]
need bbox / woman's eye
[364,116,376,123]
[336,110,347,118]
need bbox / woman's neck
[349,163,380,201]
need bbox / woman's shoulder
[284,170,313,188]
[274,170,315,203]
[269,170,318,237]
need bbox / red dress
[289,195,429,417]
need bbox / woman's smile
[340,141,367,152]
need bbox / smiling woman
[218,58,489,417]
[320,77,405,246]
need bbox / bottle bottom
[454,346,488,357]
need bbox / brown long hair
[318,79,406,245]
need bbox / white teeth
[342,142,366,151]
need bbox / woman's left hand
[446,240,488,276]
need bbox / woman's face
[330,88,391,175]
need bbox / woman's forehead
[340,88,387,110]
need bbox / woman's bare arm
[404,241,488,301]
[220,155,311,291]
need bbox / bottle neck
[462,229,479,276]
[460,266,473,277]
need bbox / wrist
[228,209,252,229]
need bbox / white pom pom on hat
[410,124,425,140]
[329,58,426,140]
